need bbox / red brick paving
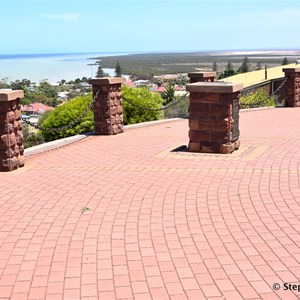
[0,108,300,299]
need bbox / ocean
[0,52,129,84]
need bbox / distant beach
[0,52,129,84]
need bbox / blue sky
[1,0,300,54]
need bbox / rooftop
[22,103,55,113]
[221,63,298,88]
[1,108,300,299]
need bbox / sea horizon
[1,48,300,57]
[1,49,300,84]
[0,52,132,84]
[0,51,132,60]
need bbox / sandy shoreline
[214,50,300,56]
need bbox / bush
[38,110,53,126]
[23,124,45,148]
[122,85,163,124]
[39,86,164,142]
[240,89,277,109]
[40,94,94,142]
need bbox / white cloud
[41,13,81,21]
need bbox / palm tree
[162,84,176,105]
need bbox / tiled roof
[123,80,135,87]
[22,103,54,112]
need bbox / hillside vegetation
[94,51,297,79]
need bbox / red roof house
[22,103,54,115]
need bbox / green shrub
[38,110,53,126]
[23,124,45,148]
[39,86,164,142]
[40,94,94,142]
[122,85,163,124]
[240,89,277,109]
[161,84,176,105]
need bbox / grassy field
[93,50,300,78]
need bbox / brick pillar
[283,68,300,107]
[186,82,243,154]
[88,78,124,135]
[0,90,25,171]
[188,72,216,83]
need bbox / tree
[238,56,250,73]
[23,124,45,148]
[96,65,108,78]
[0,77,10,89]
[226,61,233,72]
[218,61,236,79]
[154,79,163,88]
[36,80,58,99]
[115,61,122,77]
[256,62,262,70]
[11,79,31,97]
[177,75,189,85]
[161,84,176,105]
[24,80,60,106]
[282,57,289,65]
[212,62,218,72]
[25,92,56,106]
[59,79,66,86]
[11,79,31,90]
[11,79,32,101]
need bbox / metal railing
[122,93,188,112]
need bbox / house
[151,84,185,93]
[57,91,69,101]
[153,74,179,81]
[22,103,54,115]
[79,82,89,88]
[123,80,135,87]
[133,80,150,87]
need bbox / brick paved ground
[0,107,300,300]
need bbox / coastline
[0,52,130,84]
[1,49,300,84]
[0,52,128,60]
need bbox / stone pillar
[188,72,216,83]
[186,82,243,154]
[88,78,124,135]
[0,90,24,171]
[283,68,300,107]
